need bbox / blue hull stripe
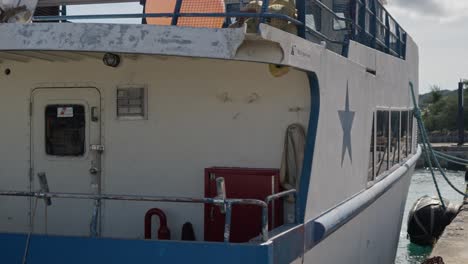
[1,233,272,264]
[297,72,321,223]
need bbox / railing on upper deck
[353,0,407,58]
[31,0,406,59]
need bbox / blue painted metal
[259,0,270,26]
[1,233,273,264]
[268,224,305,263]
[369,0,377,48]
[33,12,304,26]
[303,0,406,58]
[384,11,390,53]
[297,72,321,223]
[341,34,350,58]
[296,0,306,38]
[171,0,183,26]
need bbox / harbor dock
[417,143,468,170]
[426,179,468,263]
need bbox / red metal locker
[204,167,282,243]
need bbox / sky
[386,0,468,93]
[67,0,468,93]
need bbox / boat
[0,0,420,263]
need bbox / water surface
[395,169,465,264]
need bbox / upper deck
[2,0,407,59]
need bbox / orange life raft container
[145,0,225,28]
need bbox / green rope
[434,150,468,165]
[409,83,468,203]
[435,154,468,167]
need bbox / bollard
[457,81,465,146]
[465,166,468,203]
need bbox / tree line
[420,84,468,132]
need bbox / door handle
[37,172,52,206]
[91,107,99,122]
[89,167,100,175]
[90,144,104,153]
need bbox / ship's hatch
[31,87,101,236]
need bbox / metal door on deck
[31,88,102,236]
[204,168,282,243]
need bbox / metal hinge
[29,167,33,182]
[90,144,105,153]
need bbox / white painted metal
[0,56,310,240]
[31,87,101,236]
[0,21,419,263]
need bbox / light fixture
[103,53,120,68]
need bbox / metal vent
[116,87,146,119]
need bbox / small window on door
[45,105,85,156]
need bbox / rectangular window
[333,12,347,30]
[45,104,85,156]
[332,1,349,31]
[368,113,375,182]
[364,0,373,34]
[408,110,414,154]
[305,1,322,31]
[117,87,146,119]
[376,110,389,175]
[390,111,400,166]
[400,111,408,160]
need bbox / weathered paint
[0,23,246,59]
[0,56,310,241]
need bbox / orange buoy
[145,0,225,28]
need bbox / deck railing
[0,188,297,242]
[31,0,406,59]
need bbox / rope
[435,153,468,167]
[409,83,468,205]
[22,198,39,264]
[434,150,468,165]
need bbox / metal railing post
[384,12,390,53]
[223,203,232,242]
[296,0,306,38]
[262,189,298,241]
[261,205,269,241]
[171,0,183,26]
[259,0,270,25]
